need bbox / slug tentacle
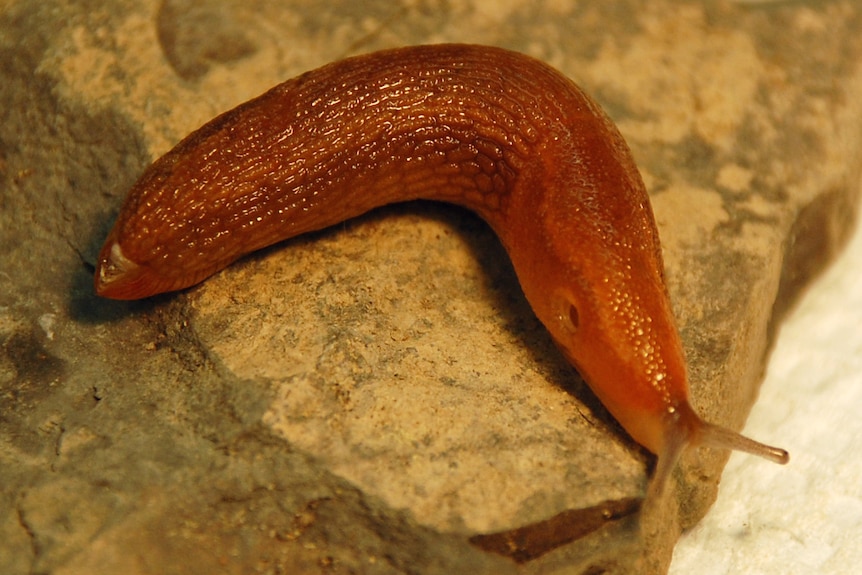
[95,44,788,493]
[648,402,789,498]
[697,420,790,464]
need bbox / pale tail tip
[94,241,155,300]
[94,242,134,296]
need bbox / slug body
[95,44,788,490]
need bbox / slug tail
[95,241,171,300]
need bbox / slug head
[502,134,788,494]
[519,221,788,495]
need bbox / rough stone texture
[1,1,861,574]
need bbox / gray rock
[1,1,860,573]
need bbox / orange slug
[94,44,788,492]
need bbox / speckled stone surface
[1,1,861,574]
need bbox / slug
[94,44,788,493]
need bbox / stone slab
[1,1,861,573]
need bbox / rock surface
[1,1,861,574]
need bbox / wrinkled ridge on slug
[95,44,788,496]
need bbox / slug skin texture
[95,44,788,493]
